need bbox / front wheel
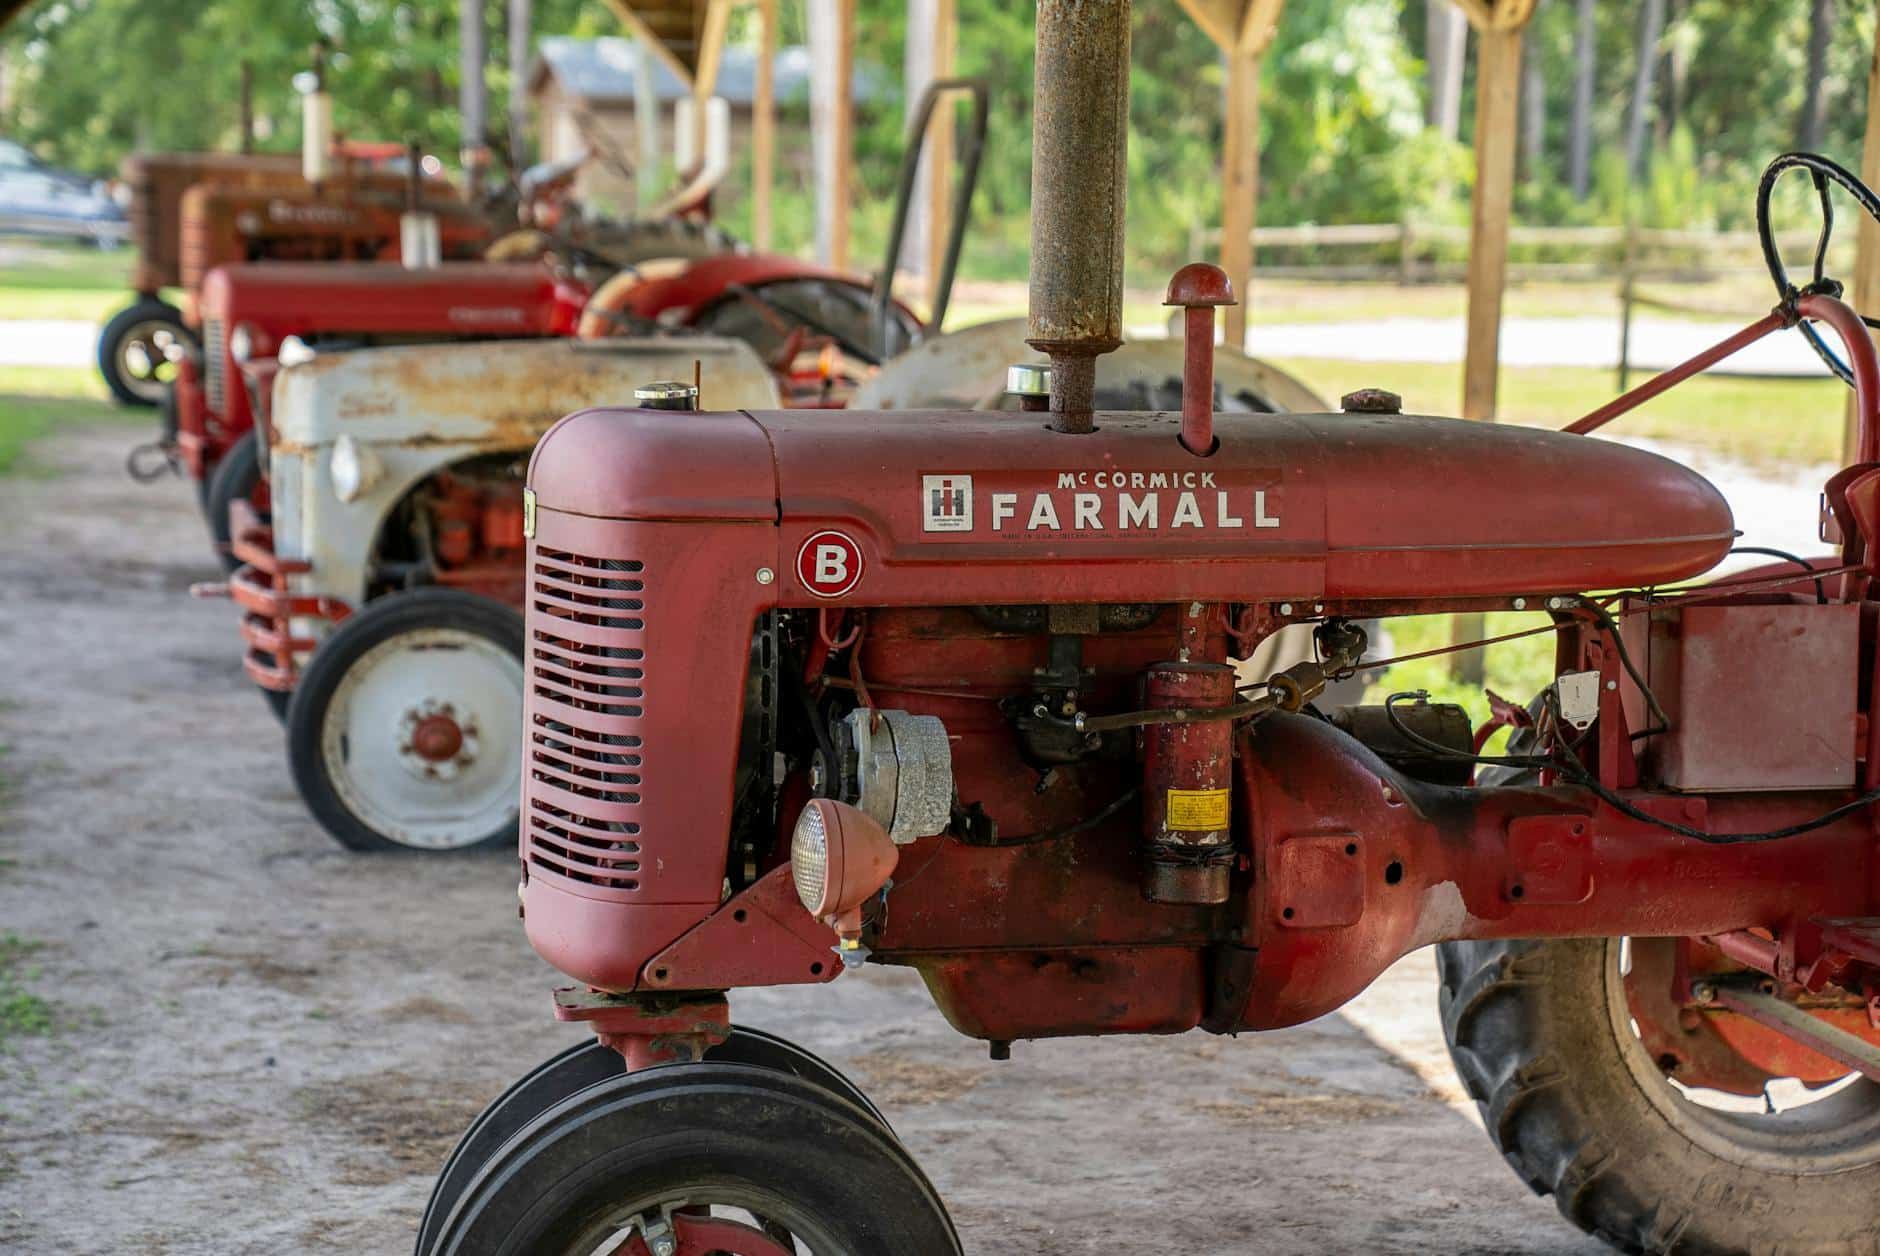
[203,429,264,570]
[430,1063,960,1256]
[417,1028,896,1256]
[1438,938,1880,1255]
[285,588,524,854]
[97,298,191,407]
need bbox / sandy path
[0,426,1605,1255]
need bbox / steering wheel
[1757,151,1880,386]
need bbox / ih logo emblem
[921,474,973,533]
[796,529,864,598]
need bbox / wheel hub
[627,1209,796,1256]
[398,700,479,781]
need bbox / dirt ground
[0,426,1610,1255]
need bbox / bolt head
[1513,597,1527,610]
[755,566,775,585]
[1279,602,1293,616]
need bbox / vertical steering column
[1027,0,1131,433]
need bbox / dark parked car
[0,139,126,246]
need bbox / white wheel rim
[320,626,522,850]
[117,319,184,398]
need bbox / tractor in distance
[417,5,1880,1254]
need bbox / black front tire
[98,298,191,407]
[204,429,261,570]
[417,1029,895,1256]
[432,1063,959,1256]
[285,588,524,854]
[1438,938,1880,1255]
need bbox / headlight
[229,323,261,365]
[788,799,898,949]
[277,336,316,368]
[791,803,831,914]
[328,433,383,504]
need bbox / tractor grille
[525,546,647,893]
[202,317,226,414]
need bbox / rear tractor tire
[285,588,523,854]
[1438,937,1880,1255]
[429,1062,959,1256]
[97,298,192,407]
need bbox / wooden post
[901,0,958,311]
[460,0,489,171]
[693,0,733,164]
[508,0,531,170]
[753,0,777,250]
[1848,2,1880,462]
[1461,17,1524,423]
[808,0,855,270]
[1177,0,1285,351]
[1220,43,1262,350]
[1451,0,1534,686]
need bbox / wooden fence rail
[1189,220,1851,284]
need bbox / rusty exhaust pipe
[1027,0,1131,434]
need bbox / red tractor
[417,10,1880,1254]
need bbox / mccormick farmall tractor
[420,6,1880,1253]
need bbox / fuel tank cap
[635,380,700,411]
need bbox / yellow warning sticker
[1166,788,1230,830]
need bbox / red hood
[198,261,585,339]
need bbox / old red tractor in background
[101,142,485,410]
[418,7,1880,1254]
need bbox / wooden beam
[752,0,777,250]
[1173,0,1242,51]
[808,0,856,270]
[600,0,696,87]
[1181,1,1285,349]
[691,0,734,158]
[1220,44,1262,349]
[1462,20,1523,421]
[1849,0,1880,462]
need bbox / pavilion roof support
[1177,0,1286,350]
[752,0,777,250]
[1850,1,1880,461]
[1457,0,1535,423]
[808,0,857,270]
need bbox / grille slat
[525,545,648,893]
[203,318,226,413]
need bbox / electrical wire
[1383,690,1880,846]
[1727,546,1830,604]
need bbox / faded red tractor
[417,10,1880,1254]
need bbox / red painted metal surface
[530,404,1732,607]
[515,295,1880,1072]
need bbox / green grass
[0,367,139,477]
[0,242,137,322]
[0,934,53,1047]
[1270,357,1845,468]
